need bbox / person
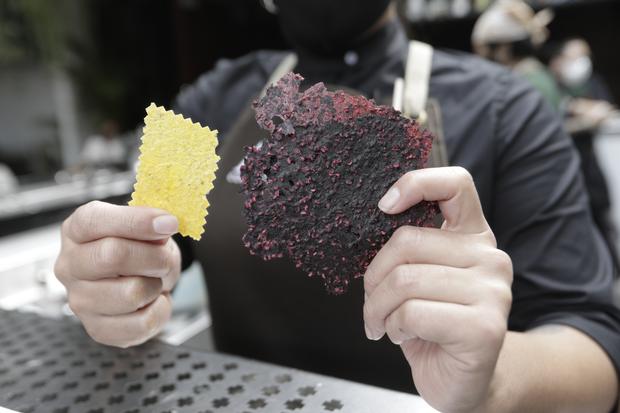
[473,4,620,270]
[54,1,620,412]
[471,0,562,111]
[80,119,127,169]
[550,38,616,105]
[548,38,620,271]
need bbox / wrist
[473,332,519,413]
[473,368,507,413]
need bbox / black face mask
[276,0,391,57]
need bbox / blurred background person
[471,0,560,110]
[472,1,620,270]
[550,38,616,104]
[79,119,127,170]
[548,38,617,133]
[548,37,620,270]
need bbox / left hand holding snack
[55,103,219,348]
[55,202,181,347]
[363,166,513,413]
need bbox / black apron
[194,45,447,391]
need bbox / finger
[64,201,178,244]
[66,236,179,281]
[68,276,163,316]
[364,226,496,294]
[79,294,172,348]
[364,264,480,339]
[162,239,182,292]
[384,299,474,345]
[378,167,491,234]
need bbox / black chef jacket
[173,19,620,392]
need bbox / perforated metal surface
[0,310,435,413]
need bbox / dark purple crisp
[241,73,439,294]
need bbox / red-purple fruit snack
[241,73,439,294]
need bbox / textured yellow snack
[129,103,219,240]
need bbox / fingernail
[153,215,178,235]
[378,187,400,212]
[364,324,381,341]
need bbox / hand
[363,167,513,413]
[568,98,615,129]
[54,201,182,348]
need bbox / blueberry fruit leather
[241,73,439,294]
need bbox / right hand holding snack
[54,201,181,347]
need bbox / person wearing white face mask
[548,39,617,134]
[558,52,593,92]
[550,38,615,104]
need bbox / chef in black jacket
[54,1,620,411]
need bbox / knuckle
[159,245,174,273]
[403,170,417,187]
[139,303,164,338]
[384,312,398,337]
[54,242,81,281]
[168,240,182,272]
[497,285,513,308]
[392,226,411,244]
[60,217,72,238]
[389,266,415,293]
[399,301,417,327]
[364,270,380,294]
[485,280,513,309]
[479,229,497,248]
[67,292,85,315]
[94,238,128,271]
[53,256,69,284]
[476,313,507,342]
[73,201,102,236]
[167,258,181,288]
[363,276,376,294]
[85,200,105,211]
[123,278,150,311]
[123,211,139,236]
[488,249,513,280]
[392,226,420,249]
[451,166,474,187]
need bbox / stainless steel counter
[0,309,438,413]
[0,170,134,222]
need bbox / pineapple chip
[129,103,219,240]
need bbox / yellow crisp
[129,103,219,240]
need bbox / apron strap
[404,41,433,123]
[393,40,433,123]
[393,40,449,168]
